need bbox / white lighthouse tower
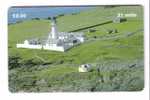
[48,17,58,39]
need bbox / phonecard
[8,5,144,92]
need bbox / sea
[8,6,94,24]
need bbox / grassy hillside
[8,6,144,92]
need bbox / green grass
[8,5,144,92]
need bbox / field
[8,6,144,92]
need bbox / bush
[32,18,40,20]
[22,58,44,67]
[93,36,97,38]
[9,55,21,70]
[58,14,64,17]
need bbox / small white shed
[78,64,91,72]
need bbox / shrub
[32,18,40,20]
[22,58,44,67]
[9,55,21,70]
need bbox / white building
[78,64,92,72]
[16,17,85,52]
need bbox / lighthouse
[49,17,58,39]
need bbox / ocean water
[8,6,93,23]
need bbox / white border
[0,0,149,100]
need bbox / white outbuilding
[78,64,92,72]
